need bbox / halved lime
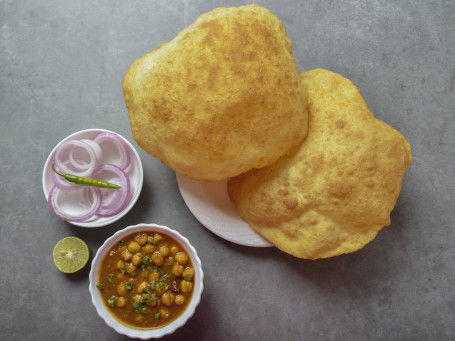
[53,236,90,273]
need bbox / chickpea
[117,282,127,296]
[117,297,126,308]
[132,253,144,266]
[126,263,136,274]
[151,252,164,266]
[116,273,125,281]
[175,252,189,265]
[132,294,142,304]
[135,315,144,322]
[137,281,150,293]
[137,270,148,281]
[175,294,185,305]
[149,272,160,281]
[155,283,166,296]
[180,280,193,294]
[128,241,141,254]
[153,233,164,244]
[182,267,195,281]
[172,263,184,277]
[147,235,154,244]
[160,308,171,319]
[142,244,155,254]
[159,245,170,257]
[121,249,133,262]
[116,260,125,269]
[135,233,148,246]
[170,245,179,255]
[162,291,175,306]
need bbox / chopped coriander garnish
[130,272,136,277]
[119,266,126,274]
[161,274,172,281]
[140,264,146,272]
[153,266,164,274]
[96,284,104,290]
[187,275,192,280]
[132,302,144,314]
[151,280,157,290]
[118,240,125,248]
[167,263,172,269]
[125,282,133,291]
[142,287,154,303]
[143,255,154,265]
[107,273,115,285]
[155,312,161,320]
[107,296,117,307]
[158,274,171,291]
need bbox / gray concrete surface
[1,0,454,340]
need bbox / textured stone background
[1,1,454,340]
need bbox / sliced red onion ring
[55,140,100,177]
[100,177,123,207]
[69,139,103,172]
[48,185,102,222]
[51,161,82,192]
[92,164,131,217]
[94,132,131,170]
[82,176,123,211]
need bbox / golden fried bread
[228,69,412,259]
[123,5,308,181]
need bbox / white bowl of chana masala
[89,223,203,339]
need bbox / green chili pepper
[52,163,121,189]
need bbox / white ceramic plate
[89,223,203,339]
[42,129,143,227]
[176,173,273,247]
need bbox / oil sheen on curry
[97,231,195,328]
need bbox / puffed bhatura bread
[123,5,308,181]
[228,69,412,259]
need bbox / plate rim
[176,173,273,248]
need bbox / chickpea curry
[96,231,195,328]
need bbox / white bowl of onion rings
[42,129,143,227]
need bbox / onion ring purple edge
[94,132,131,170]
[69,139,103,171]
[55,140,98,177]
[48,185,102,222]
[93,164,131,217]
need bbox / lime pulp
[53,236,90,273]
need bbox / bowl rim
[88,223,204,339]
[42,128,144,228]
